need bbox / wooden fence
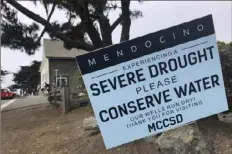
[49,87,89,113]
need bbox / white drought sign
[76,15,228,149]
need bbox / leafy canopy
[10,60,41,92]
[1,68,9,82]
[2,0,143,55]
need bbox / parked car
[1,89,16,100]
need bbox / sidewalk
[1,96,49,112]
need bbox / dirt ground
[1,105,232,154]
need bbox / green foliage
[218,41,232,52]
[1,68,9,82]
[11,60,41,92]
[3,0,143,54]
[130,9,143,20]
[1,69,9,76]
[8,84,20,91]
[76,70,94,114]
[77,70,86,93]
[1,2,41,55]
[218,41,232,93]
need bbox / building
[39,39,87,91]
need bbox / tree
[218,41,232,93]
[1,0,143,55]
[11,60,41,93]
[1,68,9,82]
[8,84,20,91]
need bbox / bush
[77,71,95,114]
[218,41,232,94]
[77,70,87,93]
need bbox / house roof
[43,39,88,58]
[39,39,88,72]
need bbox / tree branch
[37,2,56,43]
[89,13,101,19]
[110,15,123,33]
[6,0,94,51]
[74,1,104,48]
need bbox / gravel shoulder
[1,105,232,154]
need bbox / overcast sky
[1,1,232,88]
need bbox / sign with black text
[75,15,228,149]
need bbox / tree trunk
[94,1,113,46]
[99,17,113,46]
[120,0,131,42]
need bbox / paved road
[1,96,49,111]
